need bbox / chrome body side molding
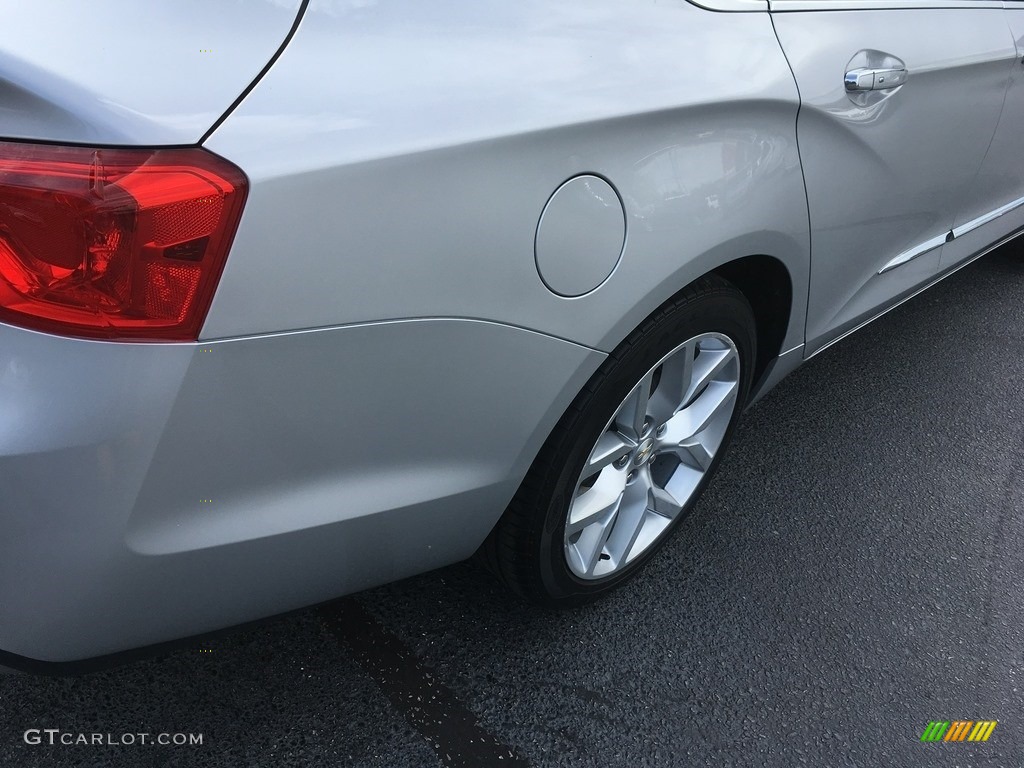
[878,233,949,274]
[951,194,1024,239]
[770,0,1001,11]
[821,225,1024,359]
[878,193,1024,274]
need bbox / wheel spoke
[566,467,627,535]
[689,379,738,434]
[646,341,696,425]
[580,496,621,576]
[656,428,716,471]
[649,480,684,518]
[682,347,735,408]
[565,475,624,576]
[614,370,654,442]
[583,431,635,476]
[609,508,649,569]
[613,469,684,566]
[675,436,714,471]
[660,379,738,445]
[603,467,653,568]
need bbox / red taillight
[0,142,247,341]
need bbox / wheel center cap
[634,438,656,466]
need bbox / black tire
[479,274,757,606]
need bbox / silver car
[1,0,1021,668]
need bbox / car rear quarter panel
[202,0,809,357]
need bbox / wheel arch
[592,241,804,393]
[711,253,794,393]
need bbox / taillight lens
[0,142,247,341]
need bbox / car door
[770,0,1015,353]
[941,3,1024,269]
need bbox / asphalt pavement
[3,243,1024,767]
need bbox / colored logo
[920,721,997,743]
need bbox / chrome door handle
[844,67,908,91]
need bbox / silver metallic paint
[534,175,626,298]
[202,0,809,358]
[0,319,602,660]
[941,8,1024,269]
[0,0,302,145]
[771,7,1014,353]
[686,0,766,10]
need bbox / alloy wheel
[563,332,741,579]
